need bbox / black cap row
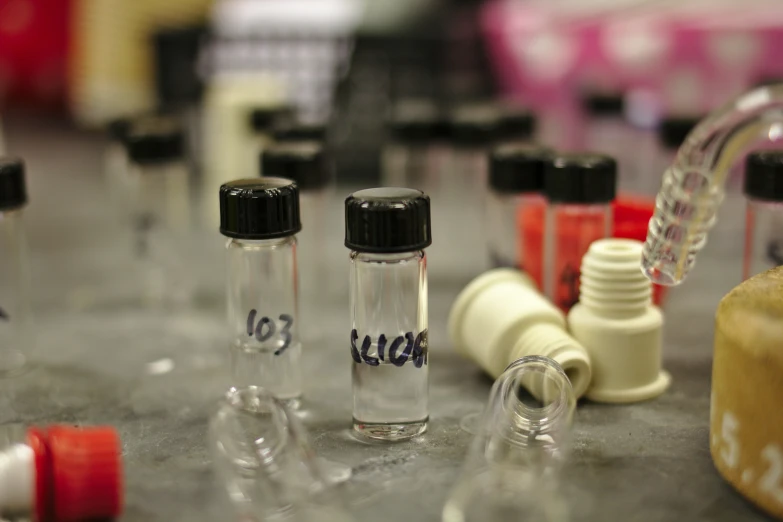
[388,99,537,146]
[219,180,431,254]
[490,145,617,204]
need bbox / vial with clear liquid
[543,153,616,313]
[249,105,294,178]
[496,103,536,146]
[382,99,442,192]
[345,188,431,441]
[220,178,303,407]
[486,144,548,271]
[743,151,783,280]
[126,116,193,307]
[0,158,32,376]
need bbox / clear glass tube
[209,386,355,522]
[0,209,31,375]
[349,250,428,441]
[382,143,440,193]
[443,356,575,522]
[743,198,783,280]
[227,237,302,407]
[128,160,193,307]
[544,203,612,312]
[486,192,545,270]
[642,84,783,286]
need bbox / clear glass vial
[743,151,783,280]
[345,188,432,441]
[543,153,616,313]
[382,99,442,192]
[0,158,32,376]
[209,386,355,522]
[486,144,548,271]
[442,356,575,522]
[220,178,303,406]
[126,117,193,307]
[249,105,294,178]
[104,117,131,220]
[581,92,629,184]
[273,122,327,144]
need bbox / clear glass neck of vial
[642,84,783,286]
[209,386,355,522]
[442,356,575,522]
[0,208,31,376]
[486,191,544,270]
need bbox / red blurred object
[519,193,669,308]
[0,0,70,108]
[28,425,123,522]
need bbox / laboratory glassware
[647,115,700,196]
[104,117,131,219]
[743,151,783,280]
[209,386,355,522]
[273,122,328,143]
[496,104,536,145]
[220,178,303,407]
[250,105,295,177]
[382,99,442,191]
[486,144,548,271]
[642,83,783,286]
[0,157,31,376]
[443,356,575,522]
[125,116,193,307]
[543,153,616,312]
[345,187,431,441]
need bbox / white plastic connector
[568,239,670,403]
[0,443,33,515]
[449,268,592,398]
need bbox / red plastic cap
[42,426,123,522]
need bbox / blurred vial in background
[543,154,616,313]
[125,116,194,308]
[104,117,131,222]
[486,145,548,272]
[496,103,537,146]
[382,99,443,192]
[273,121,328,144]
[152,26,206,187]
[210,386,355,522]
[345,188,431,441]
[623,89,662,193]
[442,356,575,522]
[449,102,500,195]
[248,105,295,178]
[220,179,303,407]
[0,158,32,376]
[743,151,783,281]
[262,142,332,341]
[581,92,628,179]
[651,115,700,196]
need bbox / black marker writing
[246,309,295,356]
[351,329,428,367]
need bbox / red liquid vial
[543,153,616,312]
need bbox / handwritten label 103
[246,309,294,356]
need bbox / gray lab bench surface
[2,114,773,521]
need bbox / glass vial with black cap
[543,153,616,312]
[382,99,442,191]
[582,93,627,178]
[126,116,192,307]
[345,188,431,441]
[496,103,537,146]
[249,106,295,177]
[220,178,303,407]
[743,151,783,280]
[0,157,32,375]
[262,142,331,339]
[104,117,131,220]
[486,144,548,271]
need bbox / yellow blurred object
[69,0,212,126]
[711,266,783,519]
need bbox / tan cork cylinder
[711,266,783,519]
